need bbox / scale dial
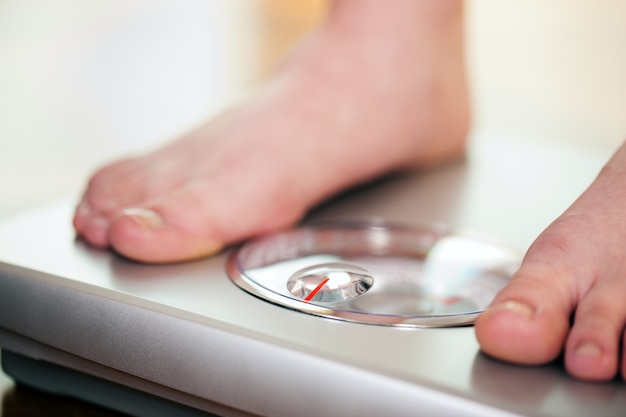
[227,221,520,327]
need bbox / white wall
[468,0,626,147]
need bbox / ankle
[321,0,470,166]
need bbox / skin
[74,0,468,261]
[475,144,626,381]
[74,0,626,381]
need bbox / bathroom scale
[1,134,625,417]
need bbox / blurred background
[1,0,626,220]
[0,0,326,218]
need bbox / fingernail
[488,301,535,320]
[121,208,164,229]
[575,342,603,358]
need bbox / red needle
[303,277,330,303]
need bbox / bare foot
[73,0,469,263]
[476,141,626,381]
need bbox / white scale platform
[1,135,625,417]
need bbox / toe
[109,207,222,263]
[477,142,626,381]
[72,200,92,233]
[74,198,110,247]
[564,278,626,381]
[475,265,573,365]
[74,155,193,248]
[476,220,588,366]
[108,178,305,263]
[73,158,146,245]
[78,213,111,248]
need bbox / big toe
[108,179,304,263]
[475,266,573,365]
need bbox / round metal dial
[227,221,521,327]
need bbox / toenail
[76,201,92,216]
[574,342,603,358]
[121,208,164,229]
[488,301,535,320]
